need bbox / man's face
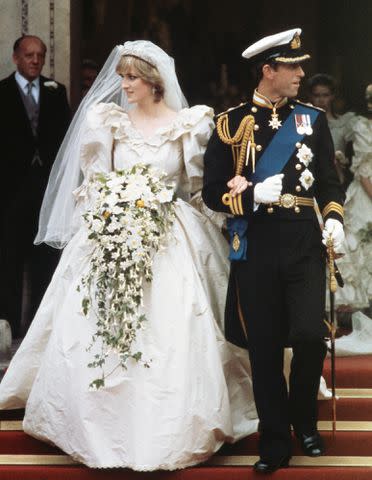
[13,38,46,81]
[267,63,305,98]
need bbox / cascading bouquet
[78,164,175,389]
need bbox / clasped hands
[227,173,284,204]
[227,174,345,253]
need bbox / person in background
[81,58,99,98]
[0,35,70,338]
[335,83,372,311]
[307,73,356,189]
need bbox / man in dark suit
[0,35,70,338]
[203,28,345,473]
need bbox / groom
[0,35,70,338]
[203,28,345,473]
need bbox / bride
[0,41,258,470]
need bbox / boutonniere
[44,80,58,90]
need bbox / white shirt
[15,71,40,103]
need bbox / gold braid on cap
[216,114,255,176]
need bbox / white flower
[299,169,315,190]
[107,176,125,189]
[126,234,142,250]
[127,174,149,188]
[157,188,173,203]
[121,184,145,202]
[105,193,119,207]
[91,219,103,232]
[44,80,58,89]
[80,164,175,389]
[107,222,120,233]
[140,186,155,202]
[296,144,313,166]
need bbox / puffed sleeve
[180,105,227,227]
[80,102,125,178]
[353,152,372,180]
[350,116,372,179]
[180,105,214,193]
[341,111,357,144]
[73,102,125,200]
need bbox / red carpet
[1,354,371,478]
[323,355,372,387]
[1,430,371,457]
[1,466,372,480]
[318,397,372,421]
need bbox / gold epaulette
[216,111,255,176]
[215,102,248,118]
[293,99,325,112]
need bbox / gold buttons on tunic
[290,104,295,109]
[251,106,258,113]
[296,185,301,192]
[295,164,302,170]
[294,206,301,213]
[267,207,274,214]
[256,145,262,151]
[254,124,260,131]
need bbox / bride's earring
[152,86,156,96]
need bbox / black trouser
[233,219,327,460]
[0,179,59,338]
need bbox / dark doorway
[76,0,371,114]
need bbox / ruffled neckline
[94,102,213,148]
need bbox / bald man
[0,35,70,338]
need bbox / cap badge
[290,33,301,50]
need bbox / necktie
[25,82,38,135]
[26,82,37,105]
[26,83,42,166]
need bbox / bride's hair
[116,55,165,102]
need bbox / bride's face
[121,68,152,104]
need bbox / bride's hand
[227,175,250,197]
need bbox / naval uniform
[202,92,345,460]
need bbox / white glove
[322,218,345,253]
[254,174,284,204]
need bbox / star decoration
[269,114,282,130]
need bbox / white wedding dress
[0,103,259,470]
[336,115,372,308]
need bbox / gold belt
[270,193,314,213]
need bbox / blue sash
[228,104,320,260]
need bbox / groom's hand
[227,175,251,197]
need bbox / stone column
[0,0,72,98]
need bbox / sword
[325,235,338,436]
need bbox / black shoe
[253,456,290,474]
[296,432,325,457]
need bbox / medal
[295,114,313,135]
